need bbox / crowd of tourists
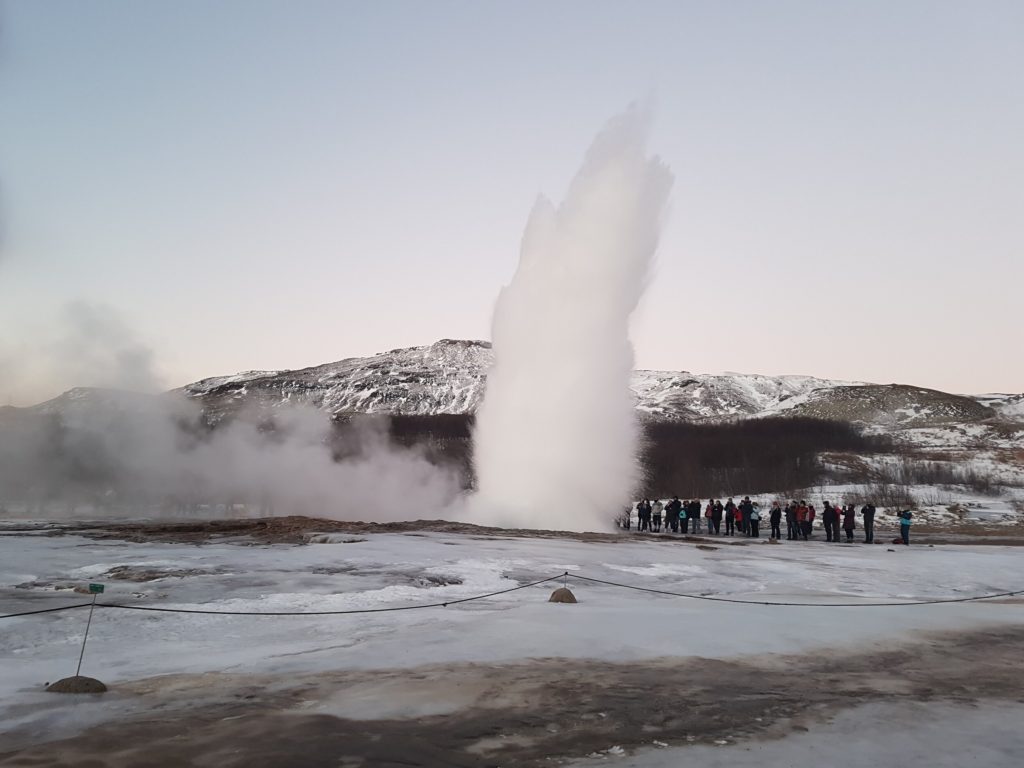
[628,497,914,545]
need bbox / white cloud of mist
[0,392,463,521]
[174,407,463,521]
[0,302,463,522]
[0,301,163,406]
[470,105,673,532]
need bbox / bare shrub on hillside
[915,488,955,506]
[855,482,917,509]
[870,458,1005,497]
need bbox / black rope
[82,574,563,616]
[3,572,1022,620]
[568,573,1024,607]
[0,602,93,619]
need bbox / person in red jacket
[842,504,857,542]
[795,502,809,541]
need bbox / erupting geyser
[471,106,673,531]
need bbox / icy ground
[2,523,1023,765]
[572,701,1024,768]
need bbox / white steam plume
[0,301,163,405]
[0,302,463,521]
[0,394,463,521]
[470,106,673,531]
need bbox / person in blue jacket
[898,509,913,545]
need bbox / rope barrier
[0,575,563,619]
[2,573,1021,620]
[0,602,93,619]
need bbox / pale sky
[1,0,1022,405]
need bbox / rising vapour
[0,301,163,406]
[470,106,673,531]
[0,393,463,521]
[0,303,463,521]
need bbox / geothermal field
[3,4,1024,766]
[2,518,1024,767]
[2,104,1024,768]
[2,105,1022,768]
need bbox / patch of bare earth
[3,627,1023,767]
[29,515,1024,547]
[41,516,754,547]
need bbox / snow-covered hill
[179,339,1016,430]
[974,393,1024,422]
[181,339,493,423]
[4,340,1020,441]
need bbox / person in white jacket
[651,499,664,533]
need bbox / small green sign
[88,583,105,594]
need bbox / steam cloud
[0,301,162,405]
[0,303,462,520]
[0,393,463,520]
[470,106,673,531]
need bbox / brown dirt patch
[37,516,755,548]
[3,626,1023,767]
[102,566,226,582]
[17,515,1021,547]
[45,676,108,694]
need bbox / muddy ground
[5,515,1024,547]
[3,626,1024,767]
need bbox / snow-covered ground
[570,701,1024,768]
[2,523,1023,764]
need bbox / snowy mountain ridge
[177,339,1019,430]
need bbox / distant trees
[639,417,889,497]
[384,414,891,497]
[386,414,474,485]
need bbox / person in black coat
[665,496,682,533]
[739,497,756,537]
[861,502,876,543]
[691,499,706,534]
[636,499,650,532]
[726,498,742,534]
[723,499,736,536]
[708,499,722,535]
[769,501,783,540]
[822,502,838,542]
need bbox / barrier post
[75,586,103,677]
[45,583,108,693]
